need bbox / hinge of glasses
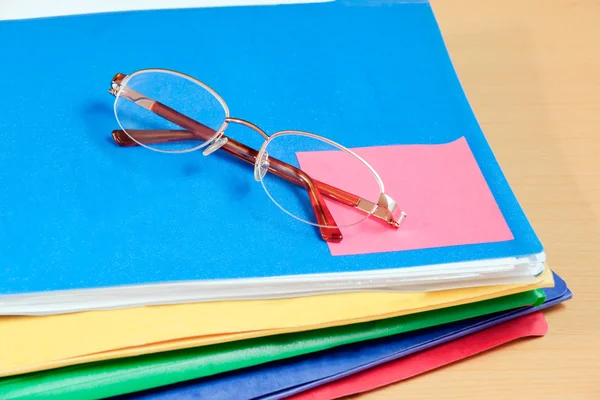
[108,84,120,96]
[356,193,407,228]
[376,193,406,228]
[108,73,127,96]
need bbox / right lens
[258,131,383,228]
[114,69,228,153]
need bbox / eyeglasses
[108,68,406,243]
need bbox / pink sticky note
[296,137,513,256]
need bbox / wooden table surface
[358,1,600,399]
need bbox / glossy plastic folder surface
[0,0,546,313]
[0,267,553,377]
[288,312,550,400]
[0,289,546,399]
[116,272,571,400]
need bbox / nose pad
[254,150,270,181]
[202,137,228,156]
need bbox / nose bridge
[225,117,270,140]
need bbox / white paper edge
[0,252,546,315]
[0,0,333,21]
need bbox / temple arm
[116,88,343,242]
[113,129,366,208]
[111,76,404,237]
[113,129,404,229]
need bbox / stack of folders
[0,1,571,399]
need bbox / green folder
[0,289,544,400]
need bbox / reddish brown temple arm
[113,129,362,210]
[124,101,343,242]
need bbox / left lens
[258,131,383,228]
[114,69,227,153]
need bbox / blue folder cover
[0,1,543,297]
[122,272,571,400]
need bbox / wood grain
[355,1,600,398]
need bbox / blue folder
[121,272,571,400]
[0,1,544,310]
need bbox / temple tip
[111,130,137,147]
[320,226,343,243]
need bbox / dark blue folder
[121,272,570,400]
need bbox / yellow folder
[0,267,553,377]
